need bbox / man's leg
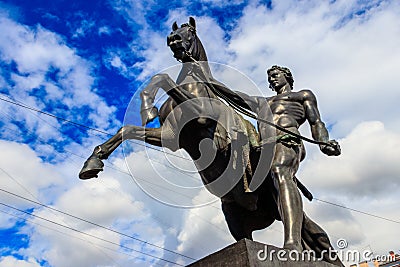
[270,143,303,251]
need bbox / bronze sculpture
[214,65,343,265]
[79,17,343,266]
[79,17,259,209]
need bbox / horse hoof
[79,157,104,180]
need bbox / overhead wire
[0,109,201,186]
[186,55,332,147]
[0,201,184,266]
[2,94,399,224]
[0,106,220,259]
[0,96,221,207]
[0,107,226,247]
[0,209,165,267]
[314,197,400,224]
[0,107,200,262]
[0,187,196,260]
[0,165,122,266]
[2,92,400,255]
[0,153,215,262]
[0,95,192,161]
[0,96,110,136]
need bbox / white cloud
[137,1,400,262]
[0,256,41,267]
[23,177,166,267]
[0,15,118,135]
[221,2,400,259]
[1,1,400,266]
[110,55,126,70]
[0,145,173,267]
[300,121,400,196]
[72,19,96,39]
[198,0,245,7]
[98,26,111,36]
[228,0,400,134]
[0,140,63,204]
[0,21,76,74]
[103,50,133,79]
[296,121,400,264]
[176,190,233,260]
[112,0,155,27]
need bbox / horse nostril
[167,34,183,47]
[167,35,175,46]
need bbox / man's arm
[234,90,261,112]
[210,80,260,113]
[302,90,341,156]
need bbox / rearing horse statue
[79,17,343,266]
[79,17,259,210]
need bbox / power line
[0,90,286,261]
[6,95,400,247]
[0,187,195,260]
[0,96,191,161]
[0,162,123,266]
[0,209,165,267]
[314,198,400,224]
[71,154,218,209]
[0,97,222,208]
[1,107,223,236]
[0,96,111,136]
[0,129,207,258]
[3,96,400,223]
[0,166,38,201]
[0,201,185,266]
[1,153,217,262]
[0,119,203,198]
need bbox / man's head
[267,65,294,91]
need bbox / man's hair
[267,65,294,90]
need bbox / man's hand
[320,140,341,156]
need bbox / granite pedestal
[187,239,339,267]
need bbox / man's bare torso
[267,90,309,128]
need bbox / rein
[185,52,332,147]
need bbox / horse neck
[194,36,208,62]
[176,36,213,84]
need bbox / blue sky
[0,0,400,266]
[0,0,253,121]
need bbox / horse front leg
[140,81,161,126]
[141,74,203,125]
[79,125,173,179]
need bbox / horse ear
[189,17,196,29]
[172,21,178,31]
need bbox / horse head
[167,17,208,63]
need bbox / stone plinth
[187,239,339,267]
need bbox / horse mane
[177,22,208,62]
[193,35,208,62]
[176,25,212,84]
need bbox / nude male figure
[228,65,341,251]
